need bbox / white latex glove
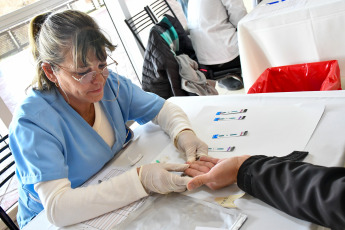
[139,163,192,194]
[175,130,208,162]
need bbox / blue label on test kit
[212,134,219,139]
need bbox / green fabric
[159,16,179,53]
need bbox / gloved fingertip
[179,177,192,188]
[164,163,190,171]
[181,164,191,170]
[196,152,208,159]
[187,156,196,162]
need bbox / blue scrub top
[9,71,165,228]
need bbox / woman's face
[54,51,108,110]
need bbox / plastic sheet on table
[114,193,247,230]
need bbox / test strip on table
[212,131,248,139]
[267,0,279,4]
[216,109,247,115]
[214,116,246,121]
[266,0,285,5]
[208,146,235,152]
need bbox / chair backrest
[124,6,158,51]
[149,0,177,21]
[124,0,179,52]
[0,134,19,230]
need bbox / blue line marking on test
[216,112,221,115]
[267,1,279,4]
[214,118,220,121]
[212,134,219,139]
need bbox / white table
[238,0,345,92]
[23,91,345,230]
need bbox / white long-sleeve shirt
[35,101,193,227]
[187,0,247,65]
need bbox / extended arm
[237,152,345,230]
[36,162,191,227]
[187,152,345,229]
[35,168,147,227]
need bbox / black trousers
[205,56,241,72]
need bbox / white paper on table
[190,103,324,159]
[152,103,324,204]
[195,227,228,230]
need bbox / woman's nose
[91,70,105,83]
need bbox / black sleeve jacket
[237,151,345,230]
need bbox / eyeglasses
[53,56,118,84]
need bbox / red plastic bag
[248,60,342,94]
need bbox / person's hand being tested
[185,155,250,190]
[139,163,192,194]
[175,130,208,162]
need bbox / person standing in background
[187,0,247,90]
[177,0,189,18]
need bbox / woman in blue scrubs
[9,10,208,228]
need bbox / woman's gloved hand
[175,130,208,162]
[139,163,192,194]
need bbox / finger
[162,163,190,172]
[199,156,220,164]
[205,161,215,168]
[196,152,208,159]
[206,182,221,190]
[172,174,192,186]
[196,161,216,169]
[187,174,209,191]
[188,160,214,168]
[186,154,196,163]
[188,163,211,173]
[184,144,197,162]
[184,168,207,177]
[196,144,208,159]
[169,174,192,193]
[173,185,189,193]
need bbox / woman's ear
[41,62,57,83]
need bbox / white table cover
[238,0,345,92]
[23,91,345,230]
